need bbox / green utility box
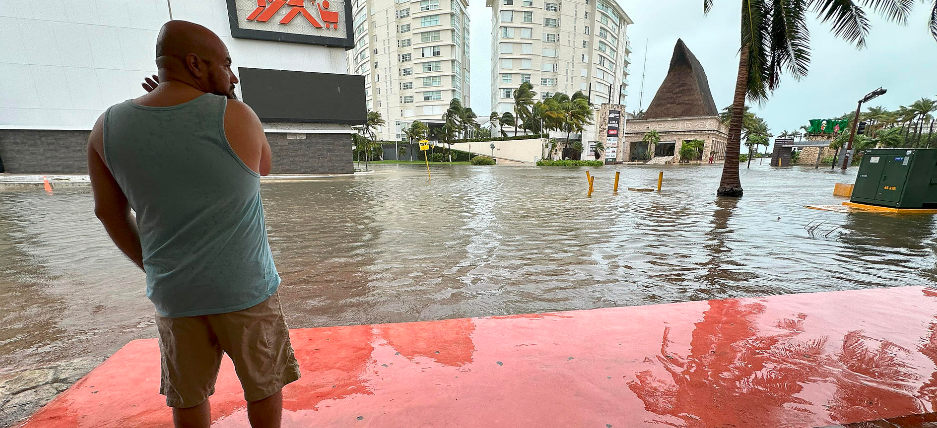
[851,148,937,208]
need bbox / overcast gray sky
[469,1,937,136]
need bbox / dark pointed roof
[644,39,718,119]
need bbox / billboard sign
[226,0,354,48]
[606,110,621,161]
[807,119,849,135]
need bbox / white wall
[452,138,544,163]
[0,0,349,130]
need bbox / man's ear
[184,53,204,78]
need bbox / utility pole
[841,87,886,170]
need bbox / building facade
[347,0,471,141]
[487,0,632,116]
[0,0,365,174]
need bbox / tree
[512,82,536,136]
[679,139,706,163]
[500,112,515,137]
[706,0,915,197]
[354,110,385,170]
[489,112,505,138]
[543,91,593,154]
[744,133,769,168]
[594,141,606,160]
[403,120,428,161]
[719,105,770,143]
[432,122,458,162]
[909,98,936,146]
[642,130,661,160]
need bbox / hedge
[536,160,604,166]
[470,156,496,165]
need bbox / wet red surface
[19,286,937,427]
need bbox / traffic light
[857,121,867,135]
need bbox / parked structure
[0,0,365,174]
[487,0,633,114]
[347,0,472,141]
[623,39,727,164]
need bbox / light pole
[490,143,495,158]
[841,87,886,170]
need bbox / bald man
[87,20,300,428]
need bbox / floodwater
[1,163,935,376]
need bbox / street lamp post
[841,87,886,170]
[490,143,496,158]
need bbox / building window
[583,40,588,48]
[521,74,531,83]
[584,26,590,34]
[544,18,557,27]
[399,24,410,32]
[396,8,410,17]
[421,46,441,57]
[584,11,588,19]
[374,61,378,69]
[501,59,513,69]
[500,11,513,22]
[402,67,412,75]
[545,2,557,11]
[523,11,533,22]
[541,77,555,86]
[399,39,411,47]
[523,0,532,5]
[501,27,515,38]
[421,31,441,42]
[420,0,439,10]
[500,43,513,54]
[403,95,414,103]
[424,105,444,115]
[400,53,411,62]
[502,74,513,83]
[424,91,442,101]
[421,15,440,27]
[520,58,532,69]
[422,61,442,72]
[581,69,587,77]
[503,0,513,4]
[502,88,513,98]
[402,82,413,89]
[599,28,608,40]
[544,33,557,42]
[422,76,442,86]
[542,48,556,57]
[521,43,533,54]
[521,28,533,39]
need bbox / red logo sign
[607,129,618,136]
[247,0,340,30]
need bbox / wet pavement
[19,286,937,428]
[2,163,936,426]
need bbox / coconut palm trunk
[717,44,749,197]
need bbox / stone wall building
[622,39,727,164]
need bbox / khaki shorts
[155,292,301,408]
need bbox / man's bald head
[154,20,238,99]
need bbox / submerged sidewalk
[19,286,937,427]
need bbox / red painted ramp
[19,286,937,427]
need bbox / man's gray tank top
[103,93,280,318]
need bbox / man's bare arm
[88,116,144,271]
[224,99,272,176]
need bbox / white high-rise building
[348,0,471,141]
[487,0,632,118]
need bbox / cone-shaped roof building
[644,39,718,119]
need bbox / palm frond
[930,0,937,42]
[810,0,870,48]
[858,0,913,24]
[704,0,714,14]
[743,0,771,102]
[768,0,811,90]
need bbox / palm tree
[642,130,660,160]
[512,82,535,137]
[500,112,515,137]
[706,0,915,197]
[489,112,505,138]
[356,110,385,169]
[403,120,427,161]
[433,122,458,162]
[909,98,936,146]
[543,92,594,157]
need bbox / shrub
[739,154,749,163]
[821,156,835,165]
[431,153,445,162]
[536,160,604,166]
[470,156,496,165]
[790,150,801,164]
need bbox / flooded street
[1,163,935,411]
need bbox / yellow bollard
[590,175,594,192]
[657,171,663,192]
[614,171,620,193]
